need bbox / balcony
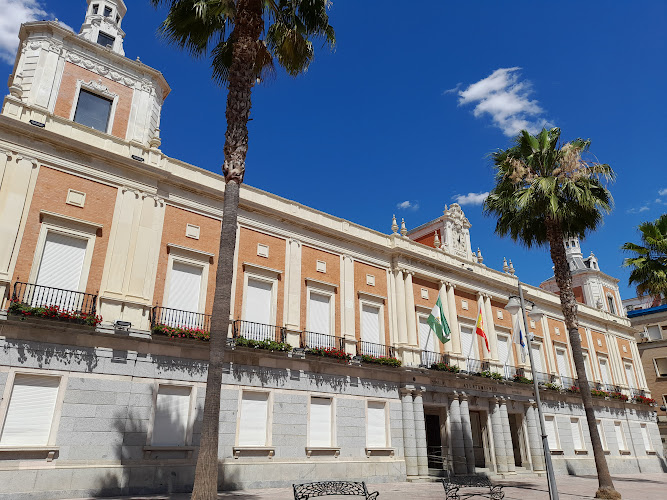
[463,358,490,374]
[149,306,211,340]
[355,340,395,359]
[8,281,99,326]
[300,330,343,351]
[420,350,448,367]
[232,320,286,344]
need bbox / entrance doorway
[508,413,525,467]
[469,411,486,468]
[425,414,443,469]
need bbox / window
[92,4,99,14]
[531,343,544,373]
[624,362,636,389]
[497,335,510,366]
[570,418,584,451]
[582,352,593,381]
[166,261,203,314]
[151,385,192,446]
[307,291,332,345]
[103,6,112,17]
[73,89,112,132]
[97,32,115,48]
[243,277,274,339]
[545,415,560,450]
[418,315,435,352]
[599,356,612,385]
[647,325,662,341]
[367,401,388,448]
[460,325,475,359]
[238,392,269,446]
[614,421,627,452]
[361,304,382,353]
[309,397,333,447]
[0,374,60,446]
[32,231,88,307]
[596,420,608,451]
[655,358,667,377]
[640,424,653,452]
[556,348,570,379]
[607,295,616,315]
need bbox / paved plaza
[70,474,667,500]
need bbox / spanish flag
[476,305,490,352]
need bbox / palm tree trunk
[546,219,620,500]
[191,1,264,499]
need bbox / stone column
[499,399,516,473]
[284,238,302,347]
[404,271,418,347]
[459,393,476,474]
[476,293,490,360]
[483,294,499,362]
[448,394,467,474]
[490,398,508,473]
[525,402,545,471]
[412,389,429,477]
[540,314,556,377]
[439,281,453,354]
[394,269,408,345]
[400,388,419,478]
[446,283,461,355]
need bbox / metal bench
[293,481,379,500]
[441,471,504,500]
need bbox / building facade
[0,2,663,498]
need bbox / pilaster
[448,393,466,474]
[412,389,429,477]
[400,388,418,478]
[459,393,475,474]
[499,399,516,473]
[525,402,545,471]
[446,283,461,356]
[439,281,453,354]
[483,294,499,362]
[404,271,418,347]
[490,398,508,473]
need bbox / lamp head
[505,296,521,316]
[528,304,546,321]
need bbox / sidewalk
[74,474,667,500]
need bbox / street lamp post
[505,282,559,500]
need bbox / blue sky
[2,0,666,299]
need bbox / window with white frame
[570,418,584,451]
[96,31,115,48]
[614,421,627,452]
[309,397,333,447]
[418,315,435,352]
[624,362,636,389]
[599,356,612,385]
[33,231,87,298]
[361,303,382,347]
[531,343,544,373]
[0,374,61,446]
[306,289,335,348]
[238,392,270,446]
[646,325,662,341]
[545,415,560,450]
[582,352,593,381]
[596,419,608,451]
[607,295,616,315]
[367,401,388,448]
[242,274,276,340]
[151,385,192,446]
[556,348,570,379]
[497,335,511,367]
[460,325,475,360]
[655,358,667,377]
[640,423,653,452]
[166,261,204,314]
[73,89,113,132]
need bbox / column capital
[459,392,468,401]
[413,389,423,398]
[439,279,448,287]
[288,237,301,247]
[477,291,485,299]
[400,386,415,396]
[342,254,354,263]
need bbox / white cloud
[0,0,49,65]
[396,200,419,211]
[456,67,550,137]
[658,188,667,196]
[627,206,650,214]
[454,192,489,206]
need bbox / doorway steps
[488,466,546,480]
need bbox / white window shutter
[614,422,626,450]
[418,316,434,352]
[640,424,652,451]
[367,402,387,447]
[308,293,331,335]
[556,350,569,378]
[531,345,543,372]
[309,397,332,447]
[245,279,272,325]
[570,419,582,450]
[361,305,381,345]
[599,358,611,385]
[238,392,269,446]
[166,262,202,313]
[624,363,636,388]
[545,416,558,450]
[0,375,60,446]
[497,336,509,365]
[152,385,191,446]
[461,327,474,359]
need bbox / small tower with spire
[80,0,128,55]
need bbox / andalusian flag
[427,296,451,344]
[475,305,490,352]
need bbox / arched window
[607,295,616,315]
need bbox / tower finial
[476,248,484,265]
[503,257,509,273]
[400,218,407,237]
[434,232,441,248]
[508,259,515,275]
[391,214,398,235]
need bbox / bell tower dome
[79,0,127,56]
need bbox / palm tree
[483,128,620,500]
[622,214,667,304]
[150,2,335,498]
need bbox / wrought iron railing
[420,350,446,367]
[356,340,395,358]
[464,358,489,374]
[560,376,577,389]
[150,305,211,331]
[503,364,524,380]
[629,387,645,398]
[232,320,286,343]
[300,330,342,350]
[11,281,97,315]
[602,383,620,393]
[530,371,555,385]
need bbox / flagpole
[518,281,559,500]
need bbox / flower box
[305,347,350,362]
[430,363,460,373]
[8,301,102,327]
[360,354,401,367]
[234,336,291,352]
[632,395,656,406]
[152,323,210,341]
